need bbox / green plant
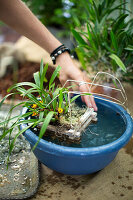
[0,61,91,164]
[22,0,77,31]
[22,0,90,36]
[71,0,133,82]
[22,0,64,27]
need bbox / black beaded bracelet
[50,44,71,64]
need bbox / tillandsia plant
[0,60,85,164]
[71,0,133,82]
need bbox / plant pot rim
[20,97,133,157]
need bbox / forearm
[0,0,97,110]
[0,0,61,53]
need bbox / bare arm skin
[0,0,97,111]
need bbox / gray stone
[0,105,39,199]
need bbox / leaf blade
[49,65,61,89]
[32,111,54,150]
[109,54,126,72]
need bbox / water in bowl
[43,102,126,148]
[77,103,126,148]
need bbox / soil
[0,62,60,99]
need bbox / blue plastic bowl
[20,98,133,175]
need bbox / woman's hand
[56,52,98,111]
[0,0,97,112]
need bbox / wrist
[50,44,72,65]
[57,52,83,79]
[56,51,71,63]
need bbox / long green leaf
[52,87,61,111]
[22,88,38,97]
[102,42,115,53]
[0,111,33,129]
[0,93,15,109]
[34,72,40,87]
[8,82,40,92]
[58,90,63,108]
[49,65,61,89]
[40,59,44,76]
[110,30,118,52]
[86,23,98,55]
[71,29,87,45]
[16,87,44,108]
[70,93,92,104]
[32,111,54,150]
[75,48,87,70]
[109,54,126,72]
[70,95,81,103]
[40,63,48,90]
[8,124,33,160]
[125,45,133,51]
[93,1,100,22]
[112,14,128,34]
[2,118,38,141]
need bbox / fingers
[79,84,98,111]
[59,73,71,88]
[84,95,98,111]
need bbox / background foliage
[71,0,133,82]
[22,0,73,28]
[22,0,133,82]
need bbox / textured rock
[0,105,40,200]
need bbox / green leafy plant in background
[71,0,133,83]
[22,0,93,36]
[22,0,64,27]
[0,61,87,165]
[22,0,77,32]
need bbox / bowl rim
[20,97,133,157]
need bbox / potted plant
[0,60,133,175]
[71,0,133,82]
[0,60,92,162]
